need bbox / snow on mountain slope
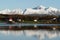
[0,8,23,15]
[24,8,47,15]
[0,9,11,14]
[11,9,23,15]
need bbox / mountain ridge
[0,5,60,16]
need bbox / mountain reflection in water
[0,30,60,40]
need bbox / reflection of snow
[47,31,57,39]
[0,30,23,36]
[0,30,60,40]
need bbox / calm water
[0,23,60,40]
[0,23,60,26]
[0,30,60,40]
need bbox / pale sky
[0,0,59,10]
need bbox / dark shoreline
[0,23,59,30]
[0,26,60,30]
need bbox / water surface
[0,30,60,40]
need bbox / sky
[0,0,60,10]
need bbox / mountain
[0,9,23,15]
[0,9,11,14]
[0,5,60,16]
[24,5,60,16]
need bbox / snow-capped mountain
[24,5,60,16]
[0,9,23,15]
[0,5,60,16]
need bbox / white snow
[0,9,23,15]
[0,5,59,16]
[24,6,59,15]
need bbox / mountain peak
[33,5,46,9]
[38,5,46,9]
